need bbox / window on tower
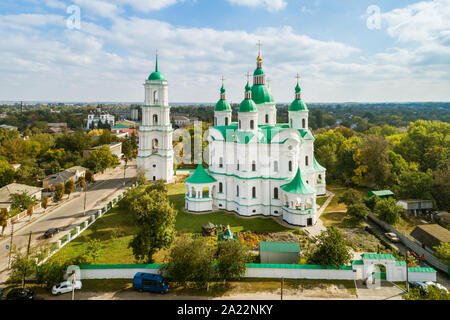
[252,187,256,198]
[302,118,306,128]
[214,117,217,126]
[250,120,254,129]
[153,114,158,125]
[274,161,279,173]
[265,114,269,123]
[289,160,292,172]
[225,117,229,126]
[274,187,279,199]
[219,157,223,168]
[153,90,158,105]
[236,185,239,197]
[219,182,223,193]
[305,156,309,166]
[239,120,241,129]
[252,160,256,172]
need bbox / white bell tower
[137,53,174,183]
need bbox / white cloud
[227,0,287,12]
[111,0,179,12]
[382,0,450,42]
[73,0,120,18]
[45,0,67,10]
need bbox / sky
[0,0,449,103]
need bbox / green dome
[215,99,231,112]
[253,68,265,76]
[186,161,216,184]
[148,71,165,81]
[239,99,257,113]
[251,84,274,104]
[281,168,315,195]
[289,99,308,111]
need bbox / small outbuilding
[410,224,450,252]
[368,190,394,199]
[397,199,433,216]
[259,241,301,264]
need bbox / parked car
[424,281,449,294]
[133,272,169,294]
[384,232,399,243]
[6,288,34,300]
[52,280,82,295]
[44,228,60,239]
[409,281,429,295]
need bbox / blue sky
[0,0,449,102]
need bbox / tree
[364,195,380,211]
[374,198,403,225]
[129,190,177,263]
[308,227,351,267]
[161,235,216,290]
[64,179,75,199]
[396,170,434,200]
[432,165,450,211]
[405,286,450,300]
[136,170,147,186]
[41,196,49,210]
[122,137,134,181]
[85,145,119,173]
[8,245,39,285]
[54,183,64,202]
[0,208,8,236]
[434,242,450,266]
[85,170,94,183]
[0,159,15,187]
[27,205,34,222]
[217,240,250,283]
[10,192,38,211]
[346,203,370,222]
[78,176,85,189]
[338,188,362,206]
[145,179,167,194]
[85,239,102,263]
[35,261,66,289]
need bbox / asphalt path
[0,164,136,283]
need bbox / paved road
[0,162,136,283]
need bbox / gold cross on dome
[256,40,263,55]
[220,76,226,86]
[296,73,301,83]
[245,72,251,82]
[267,77,271,88]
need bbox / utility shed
[397,200,433,216]
[368,190,394,199]
[410,224,450,252]
[259,241,301,264]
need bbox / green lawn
[49,182,290,265]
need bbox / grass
[316,196,328,207]
[320,211,360,228]
[394,215,423,235]
[49,182,291,265]
[324,184,347,213]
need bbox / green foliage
[374,198,403,225]
[85,145,119,173]
[395,170,434,200]
[161,235,216,289]
[54,183,64,202]
[0,208,8,235]
[404,287,450,300]
[8,245,39,285]
[364,195,380,211]
[10,192,38,211]
[432,165,450,211]
[216,240,250,282]
[85,239,103,263]
[346,203,370,222]
[434,242,450,266]
[145,180,168,194]
[357,135,392,188]
[64,179,75,197]
[308,227,351,267]
[129,189,177,263]
[136,170,147,186]
[0,159,15,187]
[35,261,67,289]
[338,188,362,206]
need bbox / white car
[52,281,82,296]
[384,232,400,243]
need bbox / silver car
[52,280,82,295]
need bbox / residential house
[397,199,433,216]
[42,166,87,190]
[83,142,122,160]
[410,224,450,252]
[47,122,68,133]
[0,183,42,212]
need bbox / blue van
[133,272,169,294]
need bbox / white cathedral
[138,50,327,227]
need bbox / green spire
[295,83,301,95]
[148,51,166,81]
[155,54,158,72]
[280,168,315,194]
[220,85,226,95]
[245,81,251,92]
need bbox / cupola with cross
[214,76,232,126]
[289,74,309,130]
[238,75,258,133]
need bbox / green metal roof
[351,260,364,265]
[289,99,308,112]
[215,99,232,112]
[396,261,407,266]
[259,241,300,253]
[112,123,131,129]
[186,161,217,184]
[313,156,326,172]
[246,263,352,270]
[251,84,274,104]
[239,98,257,113]
[361,253,396,260]
[280,168,315,195]
[408,267,436,273]
[368,190,394,197]
[253,67,265,76]
[80,264,162,269]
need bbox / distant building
[0,113,8,119]
[111,121,137,135]
[0,183,43,212]
[83,142,122,159]
[47,122,68,133]
[368,190,394,199]
[0,124,18,131]
[42,166,87,190]
[411,224,450,252]
[86,109,115,129]
[259,241,301,264]
[397,199,433,216]
[172,115,190,127]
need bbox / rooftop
[259,241,300,253]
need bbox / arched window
[153,90,158,104]
[265,114,269,123]
[237,160,239,171]
[302,118,306,128]
[225,117,229,126]
[219,182,223,193]
[219,157,223,168]
[318,174,322,183]
[252,187,256,198]
[250,120,254,129]
[152,138,159,151]
[290,119,293,127]
[305,156,309,166]
[236,185,239,197]
[239,120,241,129]
[214,117,217,126]
[153,114,158,125]
[274,187,279,199]
[274,161,278,173]
[252,160,256,172]
[289,160,292,172]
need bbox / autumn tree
[64,179,75,199]
[338,188,362,206]
[54,183,64,202]
[374,198,403,225]
[216,240,251,283]
[347,203,370,222]
[308,227,351,267]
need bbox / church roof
[239,99,257,113]
[253,67,265,76]
[215,99,232,112]
[251,84,274,104]
[186,161,217,184]
[289,99,308,111]
[313,156,326,172]
[280,168,315,195]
